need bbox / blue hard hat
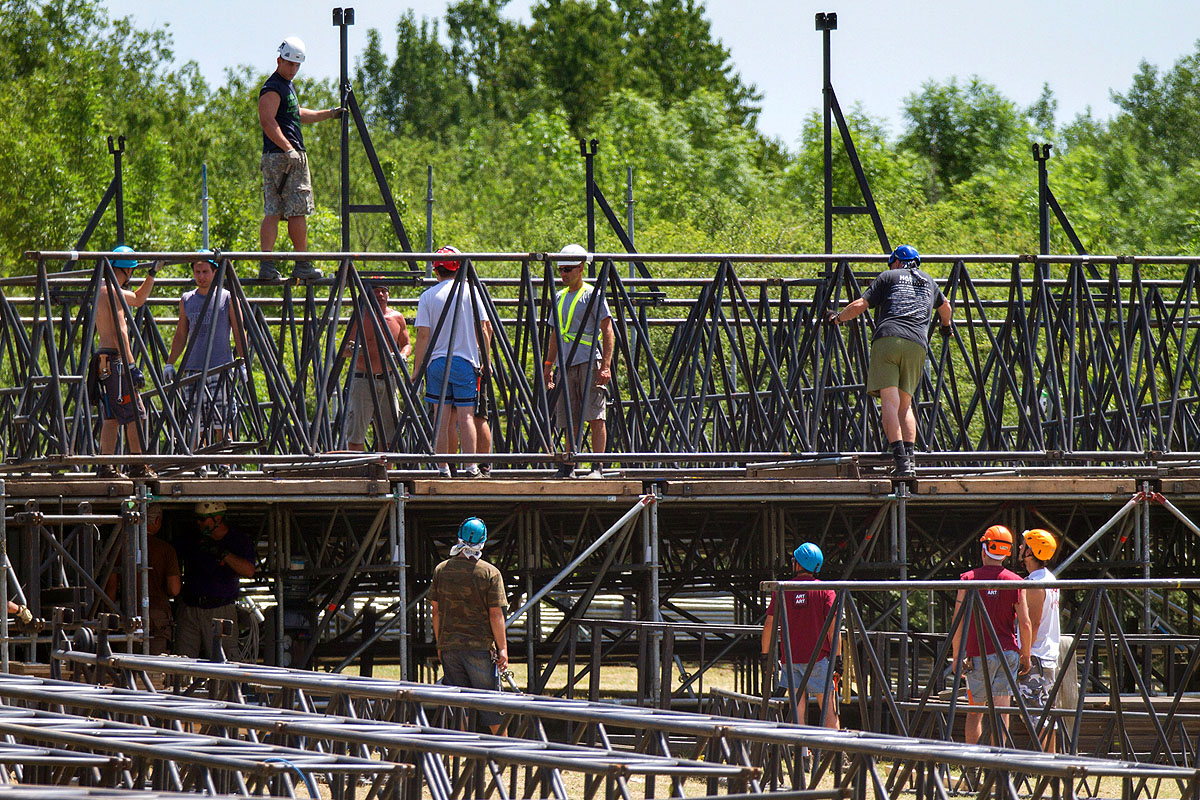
[458,517,488,545]
[888,245,920,266]
[792,542,823,574]
[196,249,218,268]
[112,245,137,270]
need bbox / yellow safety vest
[557,283,596,350]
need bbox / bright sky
[105,0,1200,149]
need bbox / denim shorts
[966,650,1020,701]
[777,656,834,696]
[425,356,477,407]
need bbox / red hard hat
[432,245,462,271]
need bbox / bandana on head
[450,539,484,560]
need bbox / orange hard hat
[980,524,1013,558]
[1022,529,1057,562]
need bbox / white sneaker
[461,465,481,478]
[584,467,605,479]
[437,466,451,478]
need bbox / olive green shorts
[867,336,927,397]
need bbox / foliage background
[1,0,1198,278]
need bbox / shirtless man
[341,278,412,451]
[91,245,158,479]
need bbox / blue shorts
[777,656,835,696]
[425,356,477,407]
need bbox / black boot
[890,441,914,478]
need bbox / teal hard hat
[112,245,137,270]
[458,516,487,545]
[196,249,218,268]
[792,542,823,574]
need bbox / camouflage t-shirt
[430,556,508,650]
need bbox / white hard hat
[278,36,306,64]
[557,243,589,267]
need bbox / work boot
[890,441,915,479]
[96,464,128,481]
[291,259,323,281]
[257,259,281,281]
[128,464,158,480]
[553,463,574,479]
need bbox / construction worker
[825,245,953,477]
[175,501,255,659]
[543,244,615,479]
[1020,528,1060,752]
[430,517,509,734]
[948,525,1032,746]
[760,543,839,728]
[90,245,157,480]
[340,277,411,452]
[412,246,493,477]
[257,36,343,282]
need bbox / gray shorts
[441,649,502,727]
[261,151,314,218]
[966,650,1020,701]
[345,374,400,447]
[554,361,608,430]
[777,656,835,696]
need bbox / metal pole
[817,13,837,261]
[582,139,598,278]
[336,8,353,251]
[0,478,7,673]
[1056,494,1141,572]
[394,487,408,680]
[425,165,434,278]
[201,163,210,249]
[137,487,150,655]
[626,166,635,280]
[110,136,126,245]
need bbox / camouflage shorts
[261,151,314,218]
[1019,656,1057,707]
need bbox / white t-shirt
[415,279,488,368]
[1026,567,1060,662]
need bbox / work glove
[163,363,176,383]
[13,605,33,629]
[129,364,145,389]
[238,364,248,384]
[824,311,840,327]
[331,107,346,119]
[940,324,953,339]
[285,149,303,164]
[833,654,843,676]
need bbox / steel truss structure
[5,251,1200,464]
[48,648,1200,800]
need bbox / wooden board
[409,478,642,497]
[150,477,392,498]
[663,479,893,497]
[1161,479,1200,495]
[916,477,1137,496]
[0,478,134,499]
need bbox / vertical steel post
[581,139,598,278]
[1034,143,1051,280]
[201,163,210,249]
[335,8,353,251]
[425,165,434,278]
[394,487,408,680]
[644,493,661,703]
[816,13,837,265]
[137,488,149,655]
[109,136,126,245]
[896,482,909,700]
[626,167,636,280]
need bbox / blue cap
[112,245,137,270]
[792,542,823,574]
[458,517,487,545]
[887,245,920,267]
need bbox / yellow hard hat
[1022,529,1057,562]
[980,524,1013,558]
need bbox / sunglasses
[558,264,582,272]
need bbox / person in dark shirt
[257,36,343,283]
[826,245,953,477]
[175,501,255,659]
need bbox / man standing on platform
[412,246,492,478]
[257,36,343,282]
[825,245,953,477]
[760,543,839,728]
[341,277,411,452]
[949,525,1032,746]
[106,503,181,654]
[175,502,256,660]
[543,244,614,479]
[430,517,509,734]
[1020,528,1060,752]
[91,245,157,480]
[165,253,246,449]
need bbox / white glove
[238,364,248,384]
[285,148,303,163]
[163,363,176,382]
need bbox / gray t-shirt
[862,267,946,346]
[554,283,611,366]
[181,288,234,370]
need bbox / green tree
[380,12,471,139]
